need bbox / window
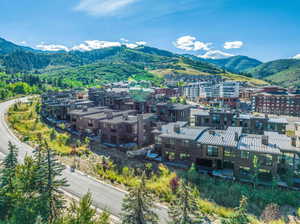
[241,151,250,159]
[212,114,220,124]
[180,153,190,160]
[224,149,235,158]
[261,154,273,166]
[207,145,218,157]
[183,139,190,146]
[165,152,175,161]
[155,136,162,144]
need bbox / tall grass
[7,99,88,155]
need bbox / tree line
[0,141,251,224]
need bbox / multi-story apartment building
[99,113,156,147]
[156,103,192,123]
[88,87,131,109]
[252,86,300,117]
[193,109,288,134]
[41,90,93,121]
[198,81,240,99]
[68,106,156,147]
[153,122,300,181]
[180,82,203,100]
[180,81,240,108]
[193,110,234,130]
[69,108,136,134]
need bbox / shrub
[260,204,281,223]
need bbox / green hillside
[0,37,268,87]
[0,37,38,55]
[247,59,300,88]
[205,56,262,73]
[183,55,262,73]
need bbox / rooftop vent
[105,111,113,120]
[291,136,296,147]
[157,122,162,131]
[209,130,215,135]
[123,113,128,120]
[262,135,269,145]
[234,132,239,141]
[174,124,181,134]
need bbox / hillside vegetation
[183,55,262,73]
[0,37,268,86]
[247,59,300,88]
[205,55,262,73]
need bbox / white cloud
[136,41,147,46]
[173,35,211,51]
[20,41,27,45]
[72,40,121,51]
[198,50,234,59]
[36,39,146,52]
[36,44,69,52]
[74,0,138,16]
[224,41,244,49]
[120,38,129,42]
[125,43,138,48]
[124,41,146,49]
[293,54,300,59]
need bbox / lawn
[7,98,88,155]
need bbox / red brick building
[252,87,300,116]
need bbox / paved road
[0,98,169,223]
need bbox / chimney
[291,136,296,147]
[157,122,162,131]
[174,124,181,134]
[234,132,239,141]
[105,111,113,119]
[265,113,269,119]
[209,130,215,135]
[123,113,128,120]
[262,135,269,145]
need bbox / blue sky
[0,0,299,61]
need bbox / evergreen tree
[121,174,158,224]
[168,180,202,224]
[64,192,110,224]
[0,141,19,220]
[0,142,18,189]
[221,196,250,224]
[37,141,68,223]
[9,156,43,224]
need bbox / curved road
[0,98,169,223]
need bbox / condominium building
[251,87,300,117]
[193,109,287,134]
[153,122,300,181]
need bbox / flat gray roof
[238,134,281,155]
[197,127,243,147]
[100,113,155,124]
[158,122,207,140]
[157,103,191,111]
[69,107,109,116]
[265,132,300,153]
[84,110,136,120]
